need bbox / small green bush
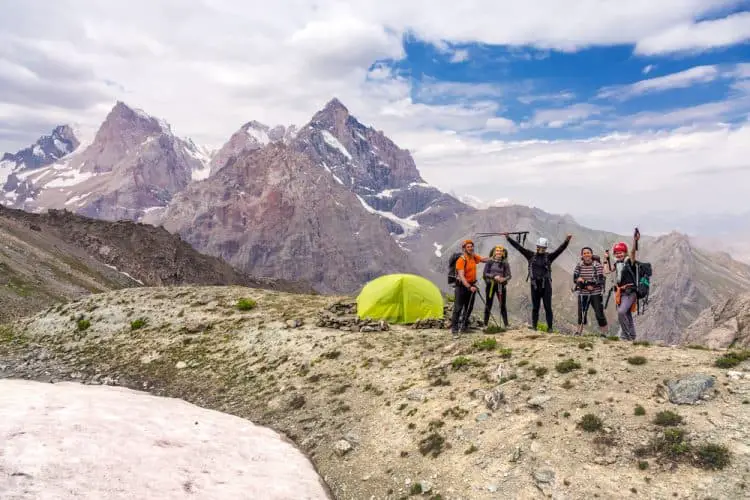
[627,356,647,365]
[653,410,683,427]
[633,340,651,347]
[473,337,497,351]
[607,335,620,341]
[693,443,731,470]
[518,360,530,367]
[536,324,549,332]
[556,359,582,374]
[638,460,649,470]
[577,413,603,432]
[236,298,257,311]
[484,325,506,334]
[130,318,147,330]
[634,405,646,416]
[534,366,549,377]
[77,318,91,331]
[451,356,472,370]
[714,350,750,369]
[578,341,594,349]
[587,368,597,375]
[498,347,513,359]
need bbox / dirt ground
[2,285,749,499]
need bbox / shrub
[714,350,750,369]
[473,337,497,351]
[577,414,603,432]
[653,410,683,427]
[130,318,147,330]
[451,356,472,370]
[556,359,582,374]
[518,360,530,367]
[634,405,646,416]
[534,366,549,377]
[638,460,649,470]
[236,298,257,311]
[633,340,651,347]
[77,318,91,331]
[627,356,647,365]
[587,368,597,375]
[578,341,594,349]
[607,335,620,341]
[484,325,506,334]
[693,443,731,470]
[498,347,513,359]
[536,324,549,332]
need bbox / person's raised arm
[505,234,534,259]
[548,234,573,262]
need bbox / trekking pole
[474,289,502,329]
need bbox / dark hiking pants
[577,293,607,328]
[530,279,553,331]
[484,281,508,327]
[451,283,476,333]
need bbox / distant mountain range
[3,98,750,345]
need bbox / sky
[1,0,750,231]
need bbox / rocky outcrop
[154,143,418,293]
[209,120,296,175]
[683,293,750,348]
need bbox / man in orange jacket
[451,239,489,336]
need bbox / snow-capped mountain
[1,125,81,205]
[452,193,513,210]
[209,121,297,176]
[1,102,211,221]
[291,98,473,237]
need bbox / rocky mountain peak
[1,124,80,173]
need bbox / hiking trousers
[484,281,508,326]
[530,279,553,330]
[577,293,607,328]
[451,283,476,333]
[617,292,637,341]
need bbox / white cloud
[642,64,656,74]
[635,11,750,55]
[485,117,517,132]
[527,103,606,128]
[517,91,576,105]
[598,65,720,101]
[449,49,470,63]
[413,122,750,218]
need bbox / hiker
[503,233,572,332]
[451,239,489,335]
[573,247,608,335]
[482,244,511,328]
[605,231,640,341]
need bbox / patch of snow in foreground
[0,380,331,500]
[434,242,443,257]
[320,130,352,160]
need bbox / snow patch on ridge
[355,194,419,236]
[321,131,352,160]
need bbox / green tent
[356,273,444,324]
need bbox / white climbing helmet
[536,237,548,248]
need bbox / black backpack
[447,252,465,285]
[634,261,652,300]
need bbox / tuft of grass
[410,483,423,495]
[464,444,478,455]
[472,337,497,351]
[638,460,649,470]
[578,341,594,349]
[517,360,530,367]
[653,410,683,427]
[236,298,257,311]
[130,318,147,330]
[693,443,731,470]
[562,411,571,418]
[498,347,513,359]
[442,406,468,420]
[587,368,597,375]
[633,341,651,347]
[451,356,473,370]
[627,356,647,366]
[561,380,574,390]
[418,433,446,458]
[686,344,710,350]
[534,366,549,378]
[607,335,620,341]
[556,359,582,374]
[577,413,603,432]
[484,325,506,334]
[77,318,91,331]
[714,350,750,369]
[536,324,549,332]
[634,405,646,416]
